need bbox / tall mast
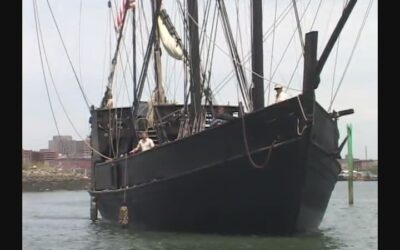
[187,0,202,125]
[251,0,264,110]
[132,4,137,109]
[102,0,135,108]
[132,4,158,116]
[303,0,357,92]
[152,0,165,104]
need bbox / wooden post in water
[347,124,354,205]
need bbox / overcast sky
[23,0,377,160]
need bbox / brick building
[48,135,91,158]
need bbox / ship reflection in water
[23,181,377,250]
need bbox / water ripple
[23,182,377,250]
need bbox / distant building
[338,156,378,171]
[31,151,41,163]
[23,149,56,166]
[48,135,91,158]
[23,135,91,168]
[83,138,91,156]
[23,149,42,165]
[39,149,57,161]
[49,135,73,155]
[356,160,378,171]
[23,149,33,166]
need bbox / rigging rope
[267,0,278,106]
[112,7,137,102]
[214,0,311,97]
[100,1,111,99]
[330,35,341,108]
[137,0,152,98]
[217,0,250,110]
[201,1,219,107]
[263,0,314,96]
[330,0,346,106]
[235,0,244,64]
[286,0,321,91]
[45,0,91,110]
[185,11,268,90]
[78,0,84,88]
[111,20,138,151]
[212,1,296,96]
[169,2,185,102]
[124,157,128,202]
[328,0,374,112]
[234,0,243,106]
[35,0,111,160]
[292,0,305,55]
[322,0,337,47]
[113,21,133,106]
[311,0,323,33]
[239,104,276,169]
[199,0,212,55]
[33,0,68,159]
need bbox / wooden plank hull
[89,95,341,235]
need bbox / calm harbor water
[23,181,377,250]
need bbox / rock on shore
[22,165,90,192]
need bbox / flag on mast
[115,0,136,32]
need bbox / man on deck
[129,131,155,154]
[274,84,288,103]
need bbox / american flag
[115,0,136,32]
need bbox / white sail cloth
[158,16,183,60]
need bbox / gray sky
[23,0,377,160]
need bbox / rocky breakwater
[22,165,90,192]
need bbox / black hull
[89,95,341,235]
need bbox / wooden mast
[303,0,357,92]
[132,2,137,111]
[187,0,202,126]
[152,0,165,104]
[316,0,358,79]
[302,31,318,93]
[251,0,264,110]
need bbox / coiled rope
[239,104,277,169]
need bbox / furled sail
[158,8,184,60]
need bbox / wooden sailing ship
[86,0,358,235]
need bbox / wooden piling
[347,124,354,205]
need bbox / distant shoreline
[23,179,90,192]
[22,166,91,192]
